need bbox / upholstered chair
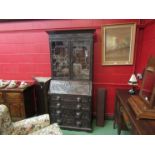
[0,104,62,135]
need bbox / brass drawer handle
[56,110,61,116]
[76,121,82,127]
[76,104,82,110]
[56,96,61,101]
[75,112,81,118]
[77,97,81,102]
[56,103,61,108]
[57,119,62,125]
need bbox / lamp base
[128,88,136,95]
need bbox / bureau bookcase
[48,30,94,131]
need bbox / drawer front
[50,108,91,119]
[5,92,23,103]
[49,95,91,110]
[75,111,91,120]
[49,100,91,111]
[49,107,91,129]
[50,94,90,103]
[50,114,91,129]
[9,104,25,118]
[49,108,75,118]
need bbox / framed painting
[102,23,136,65]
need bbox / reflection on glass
[52,41,70,78]
[140,71,155,102]
[72,41,90,80]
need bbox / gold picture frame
[102,23,136,65]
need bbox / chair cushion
[29,123,63,135]
[0,104,63,135]
[0,104,13,135]
[12,114,50,135]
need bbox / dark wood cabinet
[48,30,94,131]
[0,84,35,121]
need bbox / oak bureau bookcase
[48,30,94,131]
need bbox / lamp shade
[128,74,138,85]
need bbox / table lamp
[128,73,138,95]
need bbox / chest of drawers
[49,94,92,131]
[0,84,35,121]
[48,80,92,131]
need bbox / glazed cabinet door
[50,40,70,79]
[71,39,92,80]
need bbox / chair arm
[29,123,63,135]
[11,114,50,135]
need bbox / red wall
[0,19,148,116]
[135,20,155,73]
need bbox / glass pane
[51,41,70,78]
[71,41,91,80]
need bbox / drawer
[64,95,90,103]
[50,114,91,129]
[75,119,91,128]
[49,95,62,101]
[49,94,90,103]
[50,102,91,111]
[9,104,25,118]
[49,101,76,109]
[49,107,91,120]
[49,100,91,110]
[75,111,91,120]
[49,108,75,118]
[49,100,62,108]
[5,92,23,103]
[51,116,75,127]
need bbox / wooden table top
[116,89,155,135]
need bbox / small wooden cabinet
[0,84,35,121]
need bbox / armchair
[0,104,62,135]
